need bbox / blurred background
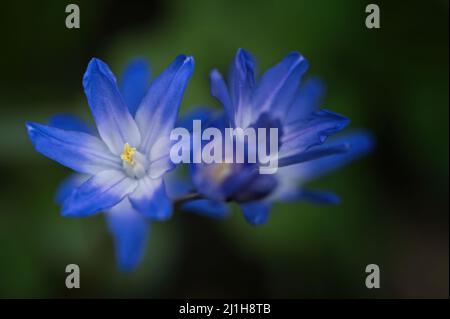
[0,0,448,298]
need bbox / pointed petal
[26,122,120,174]
[62,170,137,217]
[55,174,90,204]
[278,143,349,168]
[48,114,94,134]
[280,109,350,158]
[253,52,309,120]
[135,55,194,154]
[277,188,340,204]
[120,59,151,116]
[83,58,141,155]
[240,201,272,225]
[284,130,375,182]
[229,48,256,128]
[210,69,233,126]
[129,176,172,220]
[286,77,325,122]
[106,199,149,271]
[297,189,341,204]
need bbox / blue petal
[55,174,89,204]
[278,143,349,168]
[83,58,141,155]
[210,69,233,126]
[182,199,230,219]
[286,77,325,122]
[240,201,272,225]
[129,176,172,221]
[148,154,176,179]
[106,199,149,271]
[26,122,120,174]
[135,55,194,154]
[286,130,375,182]
[253,52,309,122]
[232,173,278,203]
[62,170,137,217]
[228,49,256,127]
[120,58,151,116]
[280,109,350,158]
[298,189,340,204]
[164,170,192,198]
[279,188,340,204]
[48,114,94,134]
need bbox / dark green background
[0,0,448,298]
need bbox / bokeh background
[0,0,448,298]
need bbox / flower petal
[83,58,141,155]
[26,122,120,174]
[62,170,137,217]
[252,52,309,121]
[232,173,278,203]
[182,199,230,219]
[120,59,151,116]
[48,114,94,134]
[286,77,325,122]
[240,201,272,225]
[148,154,175,179]
[135,55,194,154]
[55,173,89,204]
[210,69,233,126]
[282,130,375,182]
[147,135,177,178]
[129,176,172,220]
[106,199,149,271]
[280,109,350,158]
[228,49,256,128]
[164,170,192,198]
[278,143,349,168]
[276,188,340,204]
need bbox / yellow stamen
[120,143,136,165]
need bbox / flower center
[120,143,148,179]
[120,143,136,165]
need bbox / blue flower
[26,56,194,270]
[187,49,374,225]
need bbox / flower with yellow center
[26,55,194,272]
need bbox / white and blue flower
[26,56,194,270]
